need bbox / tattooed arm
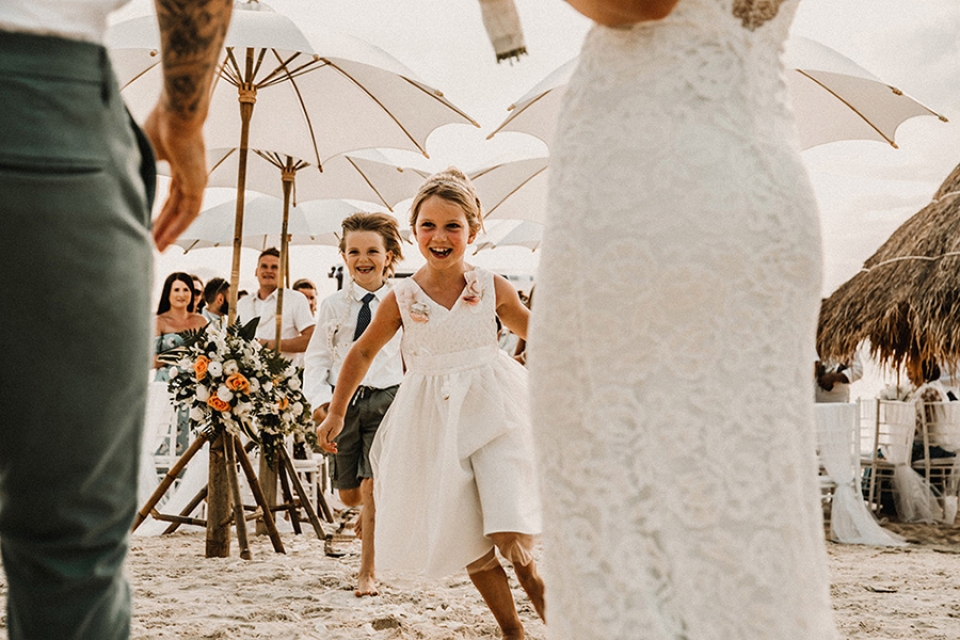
[143,0,232,251]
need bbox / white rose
[195,385,210,402]
[189,406,205,421]
[223,359,239,375]
[287,376,301,391]
[207,360,223,378]
[217,385,234,402]
[263,380,274,393]
[292,401,303,417]
[248,378,261,393]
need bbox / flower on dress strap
[398,285,430,323]
[462,270,482,308]
[410,302,430,322]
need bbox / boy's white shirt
[303,279,403,409]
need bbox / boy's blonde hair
[338,212,404,278]
[409,167,484,236]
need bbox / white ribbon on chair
[883,401,942,523]
[815,404,905,546]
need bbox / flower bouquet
[158,318,314,463]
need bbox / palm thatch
[818,162,960,384]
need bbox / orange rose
[207,396,231,412]
[277,397,289,410]
[225,373,250,393]
[194,355,210,381]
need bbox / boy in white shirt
[304,213,404,597]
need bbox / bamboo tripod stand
[133,430,331,558]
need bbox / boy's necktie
[353,293,376,340]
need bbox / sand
[2,520,960,639]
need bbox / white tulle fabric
[528,1,839,638]
[814,404,904,546]
[136,380,209,536]
[371,268,541,578]
[880,401,943,523]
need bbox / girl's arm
[493,274,530,342]
[567,0,679,26]
[315,291,403,452]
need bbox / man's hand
[316,414,344,454]
[144,110,208,251]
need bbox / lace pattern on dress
[732,0,786,30]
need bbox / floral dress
[154,332,190,455]
[370,267,541,578]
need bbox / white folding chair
[914,401,960,506]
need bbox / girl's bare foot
[355,573,378,597]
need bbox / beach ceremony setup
[2,0,960,639]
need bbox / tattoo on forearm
[155,0,232,118]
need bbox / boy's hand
[312,403,330,423]
[316,414,344,454]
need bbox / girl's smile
[414,195,476,267]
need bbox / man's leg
[0,32,153,640]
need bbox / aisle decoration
[158,318,314,463]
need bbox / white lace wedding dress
[528,1,839,638]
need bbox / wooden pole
[255,438,280,536]
[278,446,326,539]
[274,159,295,348]
[235,437,285,553]
[162,485,209,535]
[225,434,252,560]
[277,463,303,534]
[206,430,232,558]
[133,432,210,531]
[227,48,257,326]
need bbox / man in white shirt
[237,247,316,368]
[0,1,231,638]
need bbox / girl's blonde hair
[409,167,484,236]
[338,212,404,278]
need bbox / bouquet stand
[146,318,329,558]
[132,430,311,558]
[132,431,281,558]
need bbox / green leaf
[177,324,209,348]
[238,317,260,342]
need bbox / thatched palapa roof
[818,162,960,383]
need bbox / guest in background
[816,352,864,403]
[293,278,319,316]
[155,272,208,456]
[908,361,956,466]
[190,274,205,313]
[236,247,316,367]
[202,277,229,330]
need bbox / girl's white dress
[529,1,839,638]
[371,267,541,578]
